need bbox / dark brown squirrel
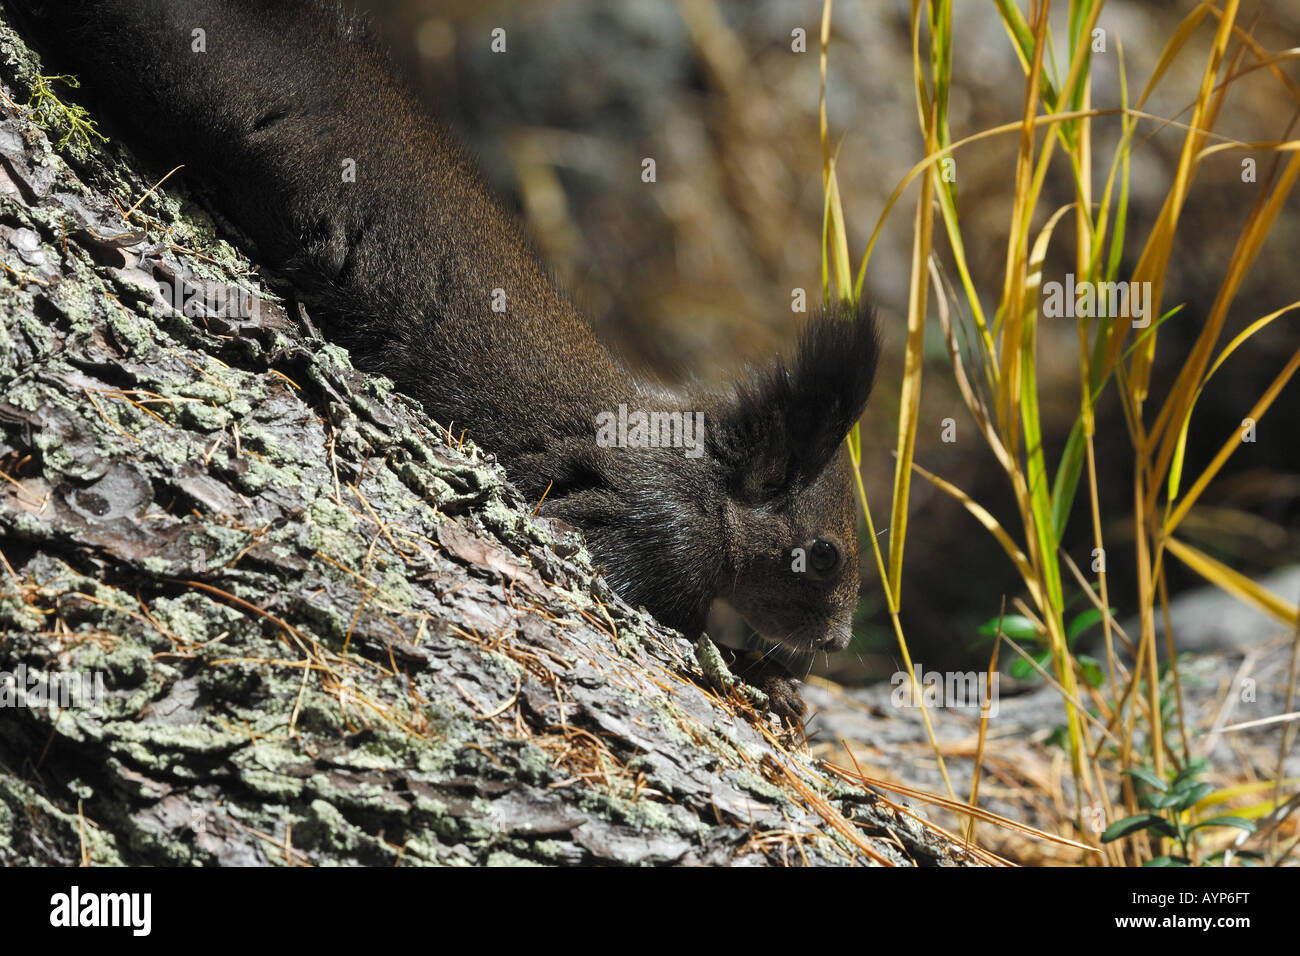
[16,0,880,720]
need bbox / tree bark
[0,9,979,866]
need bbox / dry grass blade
[909,459,1039,598]
[1164,536,1299,627]
[761,755,894,866]
[1164,339,1300,534]
[822,760,1097,855]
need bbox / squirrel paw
[754,671,807,726]
[728,650,807,726]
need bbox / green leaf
[1123,768,1169,792]
[1101,813,1165,842]
[1066,608,1105,643]
[1050,419,1086,540]
[1144,855,1190,867]
[1191,816,1257,834]
[1205,849,1264,863]
[1146,791,1184,810]
[1010,650,1051,680]
[1077,654,1104,688]
[1150,819,1182,840]
[978,614,1042,642]
[1172,759,1209,787]
[1176,782,1216,811]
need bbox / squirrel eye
[809,538,840,574]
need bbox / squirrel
[15,0,880,721]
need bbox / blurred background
[354,0,1300,684]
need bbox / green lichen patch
[25,73,107,153]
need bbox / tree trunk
[0,8,978,866]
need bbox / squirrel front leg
[726,647,810,727]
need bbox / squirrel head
[709,300,879,653]
[542,300,879,656]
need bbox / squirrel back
[17,0,880,716]
[24,0,633,466]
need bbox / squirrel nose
[817,627,853,652]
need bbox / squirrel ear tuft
[712,300,880,499]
